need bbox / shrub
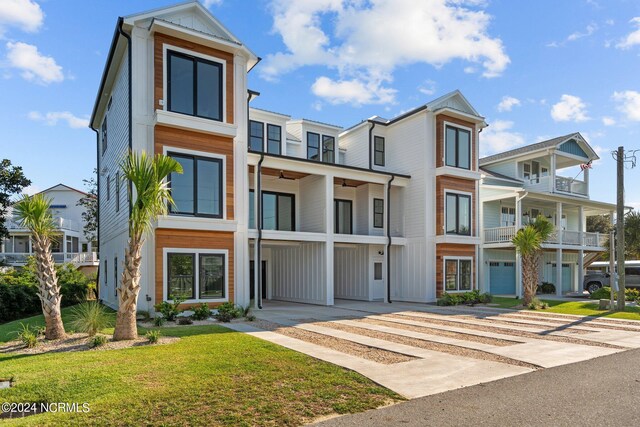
[245,314,256,322]
[590,287,639,302]
[154,294,187,321]
[214,302,242,322]
[625,288,640,301]
[177,317,193,325]
[57,263,93,306]
[528,297,548,310]
[146,330,161,344]
[191,303,211,321]
[90,334,108,348]
[437,290,492,306]
[539,282,556,294]
[13,322,41,348]
[590,286,611,300]
[153,316,165,327]
[69,301,112,336]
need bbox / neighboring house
[0,184,99,273]
[479,133,615,296]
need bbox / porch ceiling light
[278,170,294,181]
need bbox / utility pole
[615,147,627,311]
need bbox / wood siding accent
[435,114,477,170]
[154,33,234,124]
[155,229,235,308]
[436,176,476,236]
[155,125,234,220]
[435,243,476,297]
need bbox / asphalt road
[314,348,640,427]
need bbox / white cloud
[497,96,521,112]
[311,76,396,105]
[612,90,640,121]
[28,111,88,128]
[22,184,40,196]
[616,17,640,49]
[0,0,43,36]
[550,94,589,122]
[480,120,526,157]
[262,0,509,105]
[547,23,597,47]
[418,79,436,96]
[602,116,616,126]
[201,0,222,7]
[6,41,63,84]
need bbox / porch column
[253,167,260,309]
[577,206,585,293]
[515,195,522,298]
[556,202,563,296]
[325,174,334,306]
[28,237,32,254]
[550,152,556,193]
[515,196,522,229]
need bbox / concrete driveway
[226,300,640,399]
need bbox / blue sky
[0,0,639,208]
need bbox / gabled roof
[38,183,89,197]
[479,167,523,183]
[479,132,599,166]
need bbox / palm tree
[113,151,182,341]
[512,215,555,306]
[13,194,66,340]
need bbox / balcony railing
[6,216,80,232]
[484,227,606,248]
[555,176,588,196]
[0,252,98,266]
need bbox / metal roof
[479,133,580,165]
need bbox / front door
[372,258,385,300]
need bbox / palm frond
[532,214,555,241]
[13,194,56,237]
[512,225,542,256]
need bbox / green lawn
[0,313,399,426]
[491,296,640,320]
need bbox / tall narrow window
[168,153,223,218]
[199,254,225,299]
[523,163,531,181]
[114,257,118,296]
[267,124,281,155]
[445,259,473,291]
[374,136,385,166]
[531,161,540,184]
[167,51,223,121]
[115,172,120,213]
[104,260,108,286]
[106,175,111,201]
[334,199,353,234]
[101,117,108,155]
[445,193,471,235]
[501,207,515,227]
[249,120,264,152]
[167,253,195,299]
[445,125,471,169]
[322,135,335,163]
[373,198,384,228]
[258,191,295,231]
[307,132,320,160]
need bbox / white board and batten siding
[334,244,370,300]
[270,242,327,305]
[299,176,326,233]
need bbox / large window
[249,190,295,231]
[374,136,385,166]
[445,193,471,235]
[335,199,353,234]
[167,50,223,121]
[267,124,281,155]
[249,120,264,152]
[167,253,195,299]
[199,254,225,299]
[323,135,335,163]
[307,132,320,161]
[445,259,472,291]
[445,125,471,169]
[168,153,223,218]
[167,251,226,300]
[373,198,384,228]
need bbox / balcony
[483,226,606,248]
[555,176,588,197]
[6,216,80,232]
[0,252,98,266]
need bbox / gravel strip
[385,314,624,349]
[252,319,415,365]
[317,322,540,370]
[358,318,518,347]
[406,310,592,335]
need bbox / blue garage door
[552,264,573,293]
[490,261,516,295]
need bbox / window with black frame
[322,135,335,163]
[267,124,281,154]
[249,120,264,152]
[374,136,385,166]
[445,125,471,169]
[445,193,471,235]
[307,132,320,160]
[199,254,225,299]
[373,198,384,228]
[167,253,195,299]
[250,190,295,231]
[167,50,223,121]
[445,259,472,291]
[168,153,223,218]
[335,199,353,234]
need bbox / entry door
[489,261,516,295]
[372,259,385,300]
[552,263,572,293]
[249,261,267,300]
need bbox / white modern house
[0,184,99,273]
[479,133,615,296]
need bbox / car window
[625,268,640,276]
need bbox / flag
[580,160,593,171]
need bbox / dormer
[285,119,343,164]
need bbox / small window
[249,120,264,152]
[334,199,353,234]
[167,253,195,299]
[445,125,471,169]
[489,261,500,267]
[373,198,384,228]
[374,136,385,166]
[101,117,108,155]
[307,132,320,160]
[445,259,472,291]
[374,262,383,280]
[503,262,515,267]
[446,193,471,235]
[115,172,120,213]
[322,135,335,163]
[104,260,108,286]
[267,124,281,155]
[114,257,118,296]
[106,175,111,201]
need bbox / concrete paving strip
[224,322,532,399]
[568,330,640,348]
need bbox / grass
[0,312,400,426]
[491,296,640,320]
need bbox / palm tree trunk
[33,236,66,340]
[113,235,143,341]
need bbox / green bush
[539,282,556,294]
[90,334,108,348]
[590,287,638,302]
[214,302,242,322]
[13,322,41,348]
[437,290,492,306]
[146,330,161,344]
[153,316,165,327]
[528,297,548,310]
[154,294,187,321]
[177,317,193,325]
[590,286,611,300]
[191,303,211,321]
[69,301,112,336]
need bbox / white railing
[6,216,80,232]
[0,252,98,265]
[484,227,605,248]
[555,176,588,196]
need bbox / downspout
[386,175,395,303]
[368,121,377,170]
[117,20,133,216]
[256,154,265,309]
[91,127,101,301]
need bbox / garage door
[552,263,573,293]
[490,261,516,295]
